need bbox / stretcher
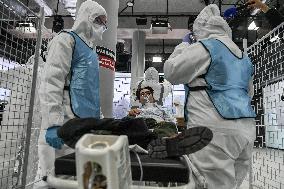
[45,134,207,189]
[54,152,189,183]
[46,154,197,189]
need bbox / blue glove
[45,126,64,149]
[182,32,196,44]
[223,7,237,19]
[224,3,253,19]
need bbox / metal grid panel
[248,22,284,189]
[24,38,50,189]
[113,73,131,119]
[0,0,43,188]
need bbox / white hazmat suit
[164,4,256,189]
[34,2,107,189]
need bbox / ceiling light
[248,21,259,30]
[153,56,162,63]
[16,22,36,33]
[151,19,170,34]
[127,1,134,7]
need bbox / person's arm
[39,33,74,130]
[247,0,270,13]
[247,0,284,28]
[128,108,141,116]
[164,42,210,85]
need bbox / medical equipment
[76,134,132,189]
[45,134,207,189]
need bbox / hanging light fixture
[152,56,162,63]
[248,21,259,30]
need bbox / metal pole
[243,37,253,189]
[243,38,247,54]
[166,0,168,15]
[21,6,44,188]
[249,158,253,189]
[130,30,146,94]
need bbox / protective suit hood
[132,67,171,106]
[193,4,232,40]
[72,1,107,45]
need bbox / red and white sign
[96,46,116,71]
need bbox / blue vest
[187,39,256,119]
[68,31,100,118]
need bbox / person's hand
[128,108,141,116]
[45,126,64,149]
[247,0,270,13]
[182,32,196,44]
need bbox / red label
[99,55,115,71]
[96,46,116,71]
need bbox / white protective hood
[193,4,232,40]
[72,1,107,45]
[132,67,171,105]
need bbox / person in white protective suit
[164,4,256,189]
[129,67,175,123]
[0,55,44,188]
[34,1,107,188]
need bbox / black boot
[147,126,213,159]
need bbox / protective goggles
[94,15,108,31]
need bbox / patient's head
[136,86,155,105]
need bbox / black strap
[187,86,209,91]
[157,84,164,105]
[64,86,70,91]
[198,74,206,78]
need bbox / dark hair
[136,86,154,100]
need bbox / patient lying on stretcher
[127,85,178,138]
[57,68,213,158]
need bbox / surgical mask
[91,15,107,41]
[92,23,105,40]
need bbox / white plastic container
[75,134,132,189]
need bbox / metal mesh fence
[248,22,284,189]
[0,0,45,188]
[25,37,51,189]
